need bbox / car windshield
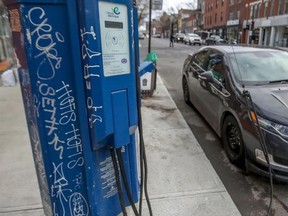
[211,35,220,39]
[188,34,198,37]
[176,33,185,37]
[228,50,288,85]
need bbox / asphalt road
[139,37,288,216]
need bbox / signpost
[148,0,163,53]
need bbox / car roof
[200,45,287,54]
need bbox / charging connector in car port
[255,149,288,172]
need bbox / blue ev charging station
[4,0,151,215]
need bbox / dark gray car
[182,46,288,181]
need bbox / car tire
[222,115,245,168]
[182,77,191,105]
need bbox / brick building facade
[242,0,288,46]
[178,9,195,33]
[204,0,228,38]
[226,0,246,43]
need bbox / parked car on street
[183,33,202,46]
[227,39,237,45]
[194,31,211,45]
[152,33,161,38]
[174,33,186,43]
[182,45,288,181]
[139,32,145,40]
[206,35,225,45]
[143,32,149,38]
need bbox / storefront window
[275,26,288,47]
[0,38,6,61]
[0,0,14,70]
[265,28,271,46]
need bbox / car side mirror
[198,70,214,83]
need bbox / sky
[140,0,197,30]
[162,0,196,12]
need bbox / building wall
[203,0,228,38]
[227,0,246,42]
[178,9,195,33]
[197,0,205,29]
[242,0,288,47]
[204,0,228,31]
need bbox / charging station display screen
[99,2,131,77]
[105,21,123,29]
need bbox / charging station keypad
[99,2,130,76]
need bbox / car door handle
[198,75,207,81]
[210,84,231,98]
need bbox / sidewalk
[0,77,241,216]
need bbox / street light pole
[148,0,152,54]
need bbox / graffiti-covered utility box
[4,0,139,215]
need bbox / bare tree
[167,6,180,17]
[159,11,171,37]
[136,0,149,25]
[184,1,197,10]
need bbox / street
[140,37,288,216]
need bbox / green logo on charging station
[112,7,120,15]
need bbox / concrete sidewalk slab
[0,85,43,216]
[0,86,27,134]
[141,77,240,216]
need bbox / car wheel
[222,115,245,167]
[182,77,190,105]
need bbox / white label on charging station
[99,2,131,77]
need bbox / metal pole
[148,0,152,54]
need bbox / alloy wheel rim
[227,125,241,157]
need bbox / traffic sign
[152,0,163,10]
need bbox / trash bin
[140,61,155,97]
[145,51,158,91]
[0,69,17,87]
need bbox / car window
[207,51,225,84]
[191,50,209,73]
